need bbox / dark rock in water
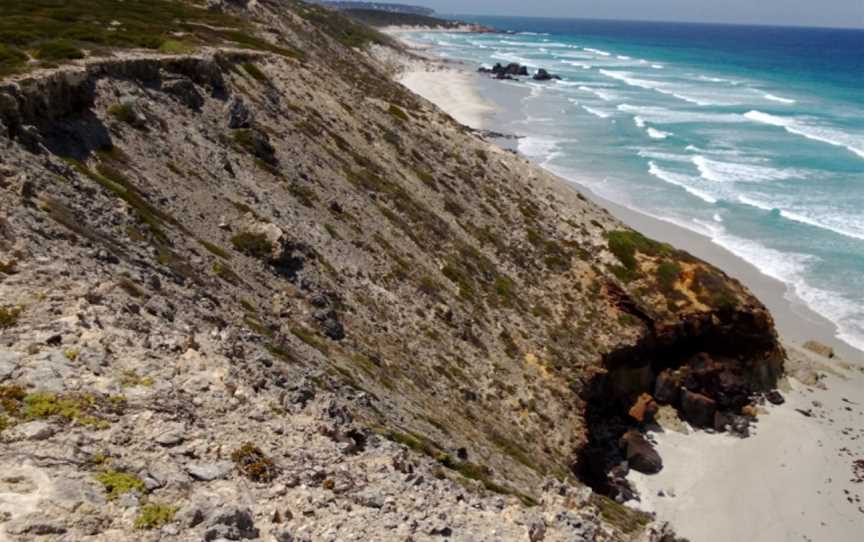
[619,429,662,474]
[533,68,561,81]
[765,390,785,405]
[654,369,681,405]
[479,62,530,78]
[681,390,717,427]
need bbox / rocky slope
[0,1,783,540]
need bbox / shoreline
[388,30,864,542]
[393,32,864,365]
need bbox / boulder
[654,369,680,405]
[187,461,234,481]
[628,393,659,424]
[204,506,259,541]
[619,429,662,474]
[163,77,204,110]
[9,421,54,441]
[680,390,716,427]
[226,96,253,129]
[765,390,785,405]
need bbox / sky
[410,0,864,29]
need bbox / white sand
[399,70,496,129]
[628,349,864,542]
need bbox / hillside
[342,9,487,30]
[0,1,783,540]
[312,1,436,16]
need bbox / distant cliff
[311,1,435,16]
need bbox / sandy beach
[387,31,864,542]
[399,70,496,128]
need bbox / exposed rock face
[0,1,783,539]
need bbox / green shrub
[590,494,652,534]
[0,44,27,76]
[241,62,268,83]
[387,104,409,122]
[291,326,328,353]
[135,503,178,529]
[200,240,231,260]
[230,231,271,259]
[158,39,193,54]
[606,230,670,272]
[34,40,84,61]
[107,103,136,125]
[656,260,682,291]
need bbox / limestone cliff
[0,1,781,540]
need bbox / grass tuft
[95,470,145,500]
[135,503,177,529]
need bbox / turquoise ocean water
[406,18,864,352]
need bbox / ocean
[405,17,864,353]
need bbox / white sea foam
[692,155,803,183]
[634,116,646,128]
[744,111,864,159]
[518,136,559,160]
[582,106,611,119]
[617,55,632,60]
[713,213,724,223]
[578,86,615,101]
[600,70,726,106]
[646,127,672,139]
[651,64,664,69]
[648,161,718,203]
[618,104,745,125]
[490,52,534,67]
[694,221,864,352]
[762,92,797,104]
[585,48,612,56]
[638,150,691,163]
[737,196,864,242]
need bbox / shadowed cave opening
[574,308,783,500]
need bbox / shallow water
[407,18,864,352]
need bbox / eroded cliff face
[0,1,781,539]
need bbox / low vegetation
[293,2,394,49]
[0,305,22,328]
[0,0,303,77]
[231,231,271,259]
[95,470,145,500]
[135,503,178,529]
[231,443,278,482]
